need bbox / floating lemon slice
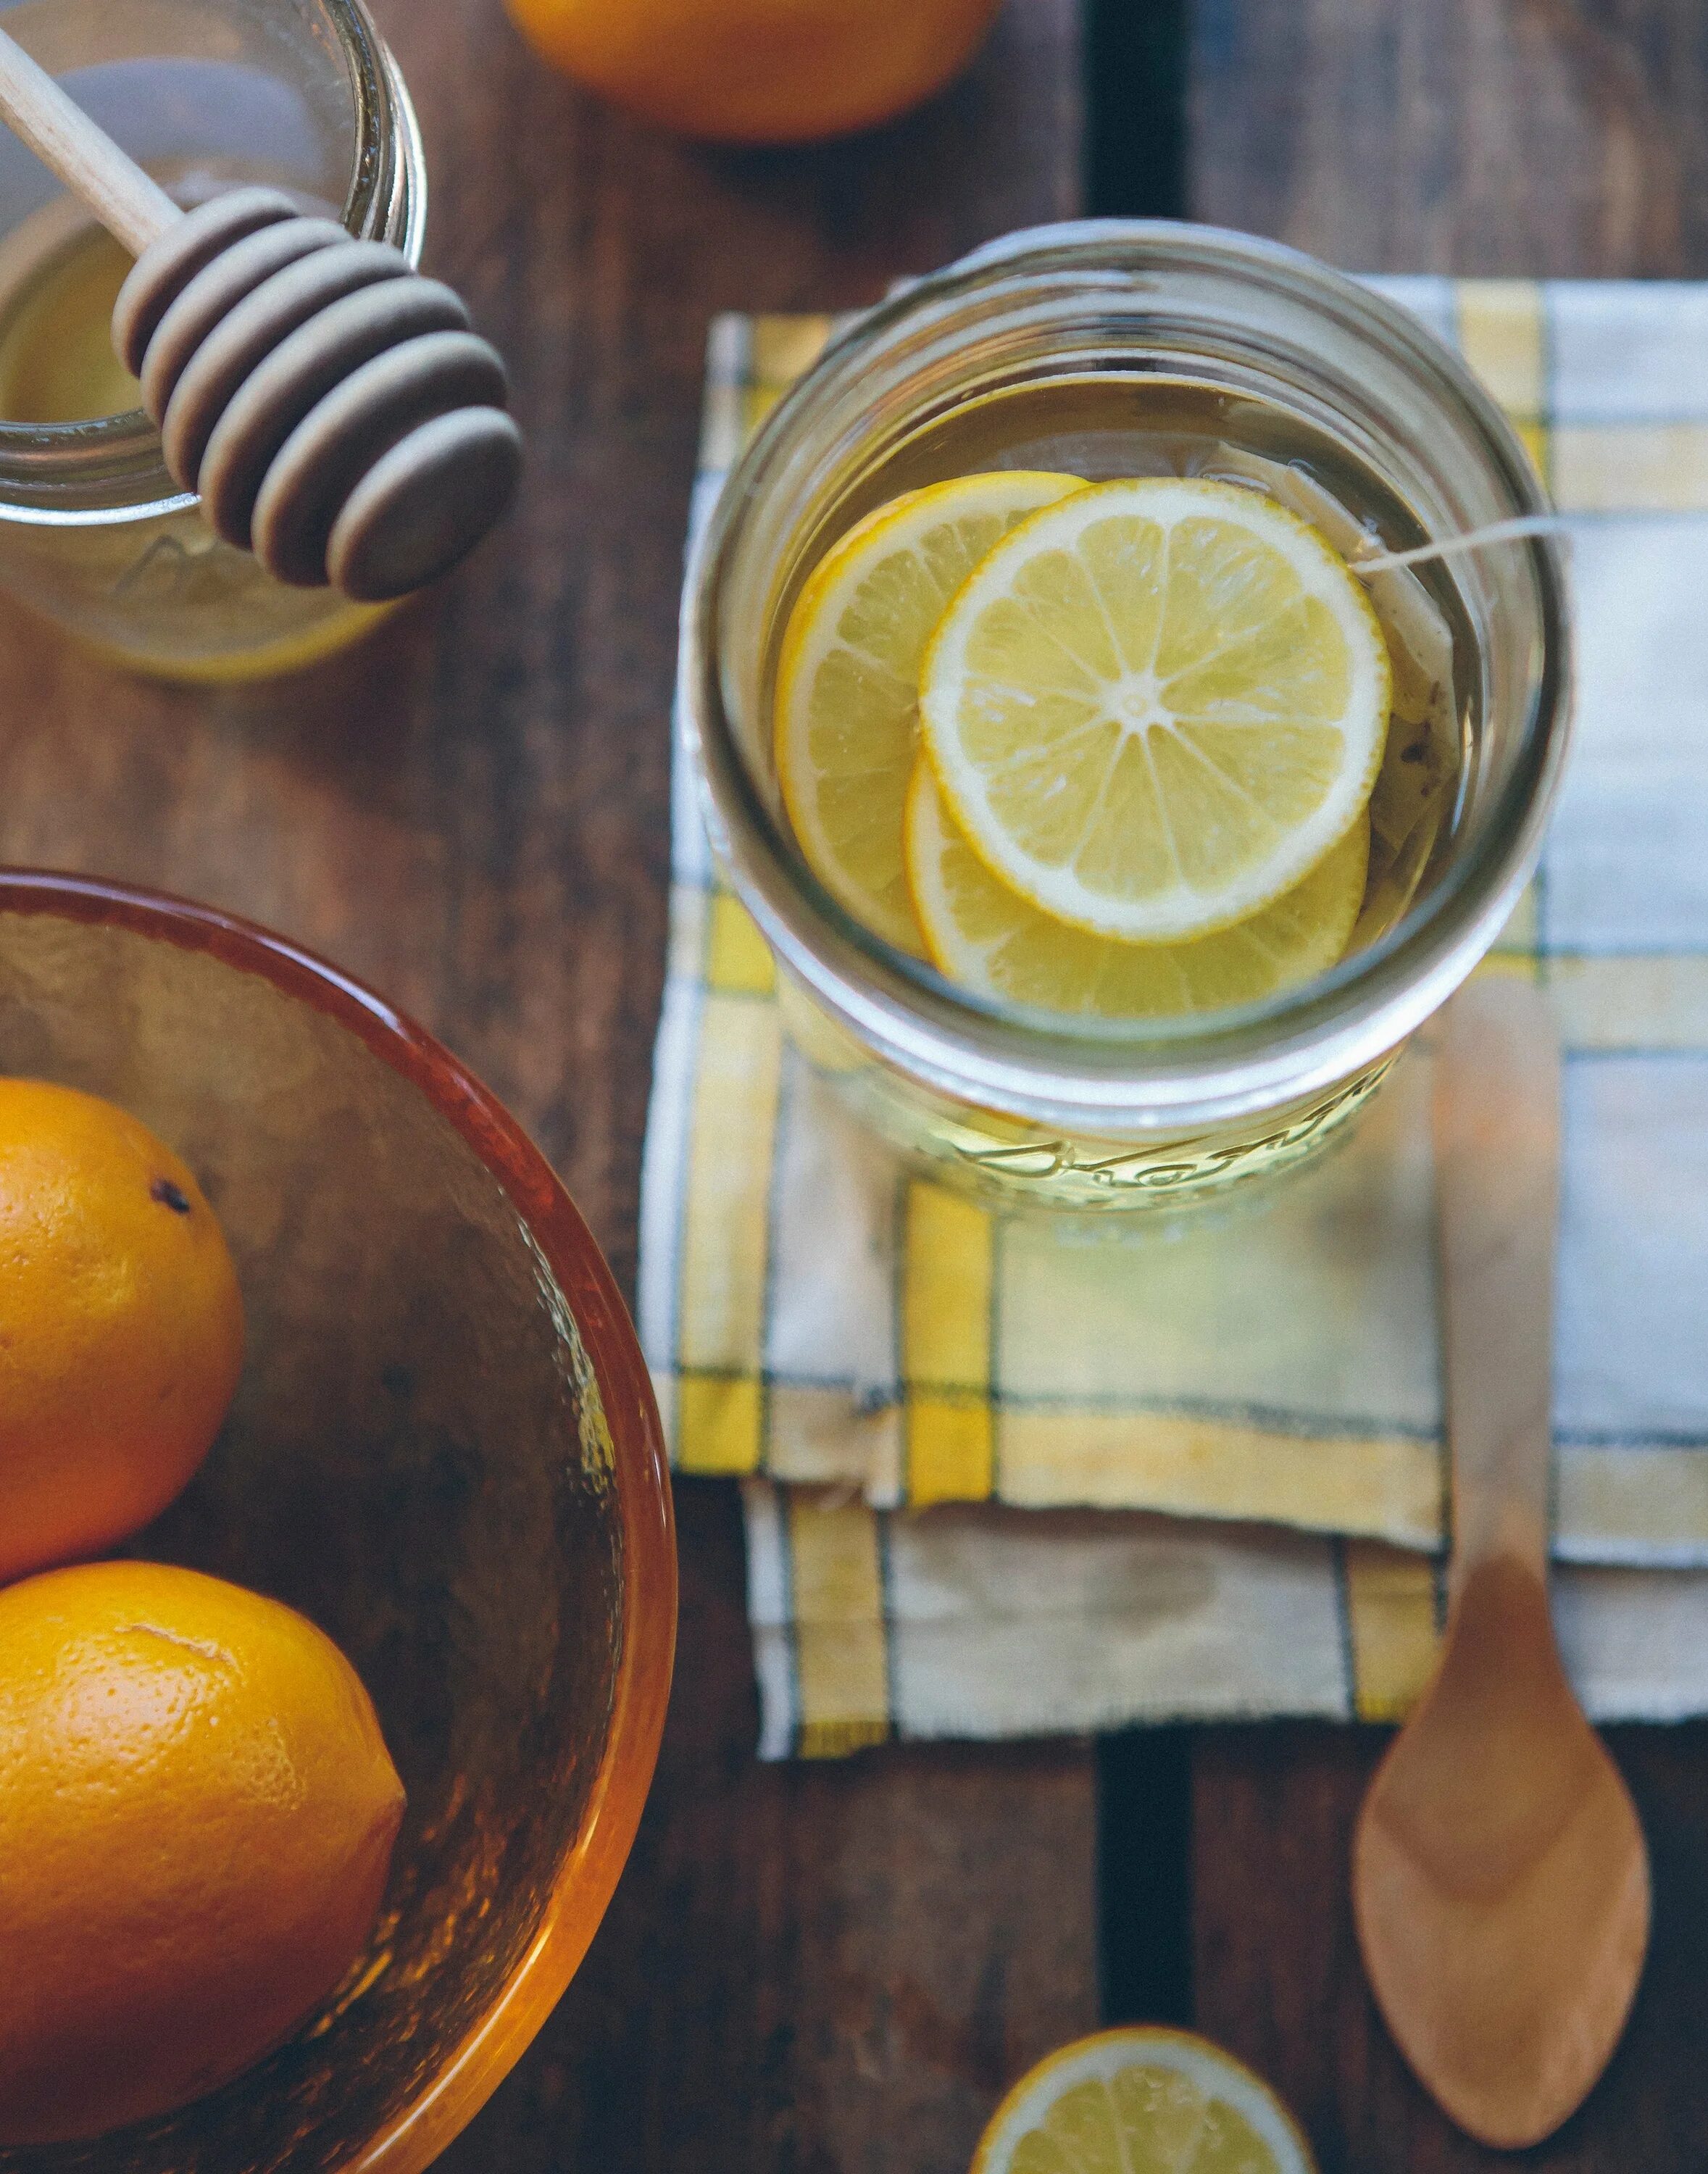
[906,761,1368,1018]
[971,2025,1317,2174]
[920,477,1391,943]
[776,470,1086,955]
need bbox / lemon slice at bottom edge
[906,761,1368,1019]
[972,2025,1317,2174]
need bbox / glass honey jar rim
[683,220,1573,1130]
[0,0,425,523]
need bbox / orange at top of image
[0,1076,243,1583]
[503,0,1003,143]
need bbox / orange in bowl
[0,1561,406,2146]
[504,0,1002,143]
[0,1077,244,1584]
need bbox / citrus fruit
[919,476,1391,944]
[0,1078,244,1583]
[503,0,1001,143]
[777,470,1086,955]
[972,2025,1316,2174]
[0,1559,405,2144]
[906,759,1369,1017]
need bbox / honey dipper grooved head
[112,186,301,376]
[112,188,521,601]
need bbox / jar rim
[0,0,425,520]
[684,218,1574,1130]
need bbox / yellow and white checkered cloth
[640,284,1708,1757]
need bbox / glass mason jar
[0,0,425,680]
[681,220,1572,1214]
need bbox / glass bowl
[0,870,676,2174]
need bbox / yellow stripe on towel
[745,315,836,437]
[1560,1444,1708,1559]
[902,1180,996,1504]
[1455,280,1549,485]
[1343,1539,1441,1721]
[999,1408,1443,1546]
[676,1373,765,1478]
[1551,423,1708,515]
[788,1489,891,1756]
[675,989,783,1474]
[751,314,837,388]
[707,890,776,996]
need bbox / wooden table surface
[7,2,1708,2167]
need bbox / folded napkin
[640,282,1708,1757]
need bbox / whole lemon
[504,0,1002,143]
[0,1078,244,1583]
[0,1561,406,2144]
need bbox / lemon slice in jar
[919,476,1390,944]
[775,470,1086,955]
[905,760,1368,1018]
[970,2025,1317,2174]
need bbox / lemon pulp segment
[775,470,1087,954]
[906,760,1368,1018]
[919,476,1390,944]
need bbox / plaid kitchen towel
[639,283,1708,1754]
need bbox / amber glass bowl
[0,872,676,2174]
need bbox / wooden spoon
[1352,975,1650,2150]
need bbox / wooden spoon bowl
[1355,1554,1650,2146]
[1352,978,1651,2150]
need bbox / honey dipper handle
[0,24,179,257]
[1433,973,1561,1606]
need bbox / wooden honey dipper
[0,25,522,602]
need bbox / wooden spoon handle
[0,24,178,257]
[1433,974,1561,1600]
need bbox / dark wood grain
[1189,4,1708,2166]
[1190,0,1708,277]
[0,5,1093,2170]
